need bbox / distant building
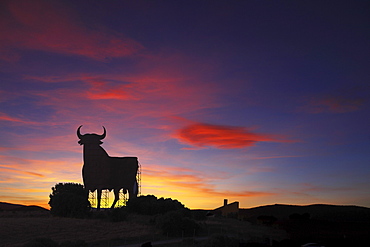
[213,199,239,217]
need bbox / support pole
[137,161,142,196]
[117,189,127,207]
[101,189,109,208]
[89,190,96,208]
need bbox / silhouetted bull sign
[77,125,138,209]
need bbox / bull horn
[77,125,83,139]
[99,126,106,139]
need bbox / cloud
[0,154,83,208]
[0,166,44,178]
[175,122,292,149]
[142,164,274,199]
[0,155,81,179]
[86,81,134,100]
[297,183,354,193]
[0,112,29,123]
[304,95,366,113]
[22,64,219,126]
[0,130,83,154]
[252,155,303,160]
[0,0,143,61]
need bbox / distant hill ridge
[241,203,370,222]
[0,202,48,211]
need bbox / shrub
[126,195,186,215]
[49,183,91,218]
[156,209,200,237]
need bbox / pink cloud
[1,0,143,61]
[304,95,366,113]
[16,47,220,131]
[0,112,26,123]
[297,183,354,193]
[23,65,219,125]
[0,112,38,125]
[252,155,303,160]
[175,122,293,149]
[85,79,136,100]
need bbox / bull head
[77,125,106,145]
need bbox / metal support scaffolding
[116,189,127,207]
[89,190,96,208]
[101,189,109,208]
[137,161,141,196]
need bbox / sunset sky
[1,0,369,210]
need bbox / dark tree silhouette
[49,183,90,218]
[126,195,186,215]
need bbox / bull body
[77,125,138,209]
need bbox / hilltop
[240,203,370,222]
[0,202,48,212]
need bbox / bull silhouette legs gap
[77,125,139,210]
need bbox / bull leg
[128,180,138,200]
[111,189,119,208]
[97,189,102,210]
[133,180,138,196]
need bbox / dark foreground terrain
[1,202,369,247]
[241,204,370,247]
[0,211,285,247]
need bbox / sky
[0,0,369,210]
